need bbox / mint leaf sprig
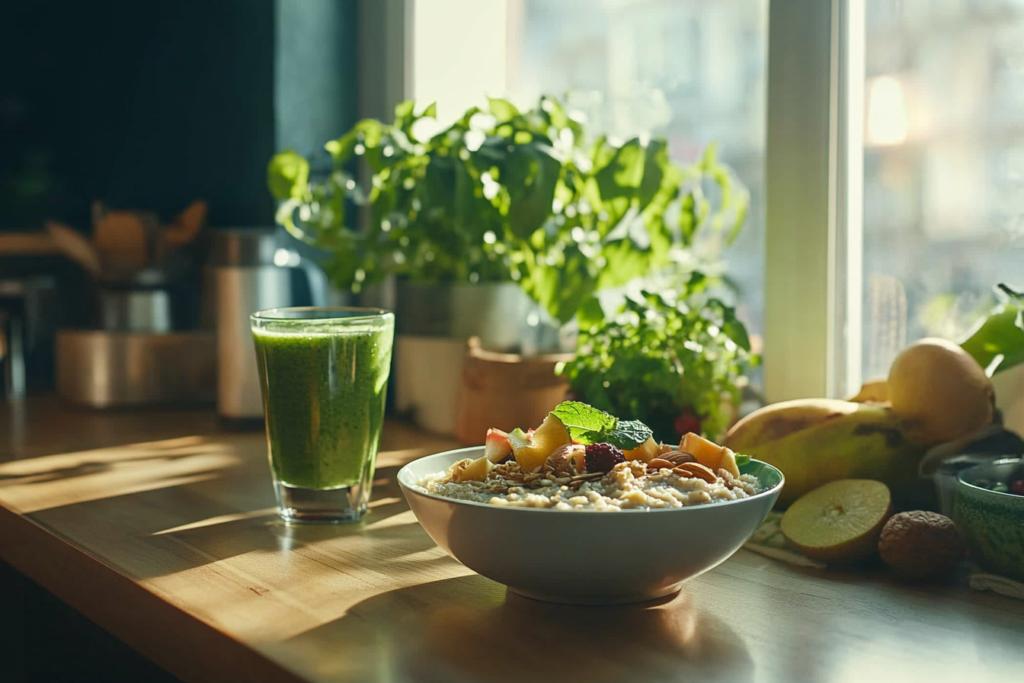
[551,401,653,450]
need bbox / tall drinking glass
[251,307,394,523]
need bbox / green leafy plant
[266,96,748,325]
[556,283,757,443]
[961,283,1024,376]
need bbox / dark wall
[0,0,277,230]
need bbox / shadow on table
[82,462,433,579]
[0,435,244,488]
[0,449,210,487]
[15,432,426,576]
[281,575,754,683]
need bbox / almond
[672,462,718,483]
[660,451,698,465]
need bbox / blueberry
[584,443,626,473]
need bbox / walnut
[878,511,963,581]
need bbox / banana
[725,398,861,453]
[736,404,927,508]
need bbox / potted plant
[557,285,757,445]
[267,96,749,435]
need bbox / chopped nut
[543,444,583,477]
[647,458,677,471]
[661,451,698,465]
[673,462,718,484]
[717,468,737,489]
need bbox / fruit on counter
[724,398,861,453]
[726,403,922,507]
[452,455,497,482]
[484,428,513,464]
[724,338,997,509]
[509,415,571,472]
[584,443,626,473]
[847,378,889,404]
[887,338,994,445]
[624,437,660,463]
[680,432,741,478]
[877,511,963,581]
[780,480,893,563]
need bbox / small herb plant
[266,96,747,326]
[557,283,758,443]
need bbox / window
[399,0,1016,401]
[859,0,1024,381]
[409,0,768,356]
[509,0,768,349]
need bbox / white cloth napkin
[968,569,1024,600]
[742,512,827,569]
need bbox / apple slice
[484,428,513,463]
[453,455,496,483]
[510,415,571,473]
[624,437,660,463]
[680,432,725,471]
[718,447,741,478]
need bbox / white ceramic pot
[393,336,468,435]
[392,282,565,435]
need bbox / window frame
[765,0,863,402]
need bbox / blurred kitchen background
[3,0,1024,409]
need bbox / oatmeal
[417,459,761,510]
[414,401,763,511]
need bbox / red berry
[1010,480,1024,496]
[674,412,702,437]
[584,443,625,473]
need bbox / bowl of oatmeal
[398,402,784,604]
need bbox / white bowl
[398,447,784,604]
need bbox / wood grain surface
[1,398,1022,683]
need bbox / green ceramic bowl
[954,458,1024,582]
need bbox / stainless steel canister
[209,228,328,424]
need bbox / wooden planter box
[454,337,574,445]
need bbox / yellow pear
[888,338,993,445]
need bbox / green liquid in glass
[253,321,393,490]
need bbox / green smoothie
[252,315,393,491]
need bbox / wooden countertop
[1,398,1022,683]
